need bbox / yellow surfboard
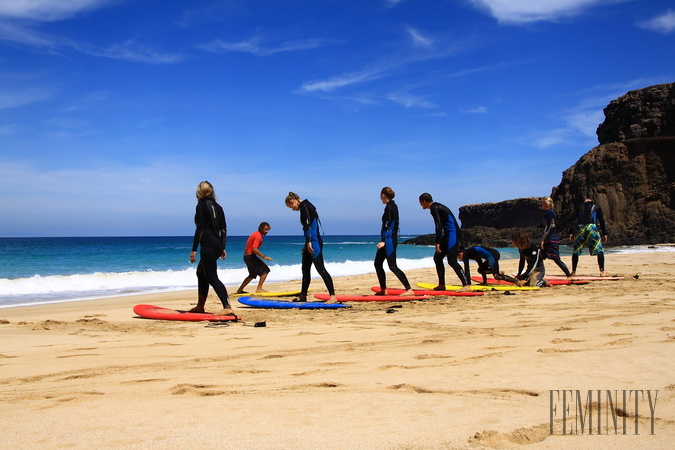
[231,290,303,297]
[416,282,539,292]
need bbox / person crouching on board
[285,192,337,303]
[458,245,519,285]
[512,233,549,288]
[236,222,273,294]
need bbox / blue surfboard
[236,296,349,309]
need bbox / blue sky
[0,0,673,237]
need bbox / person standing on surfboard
[418,193,470,292]
[236,222,273,294]
[189,181,233,315]
[375,187,415,296]
[540,197,572,278]
[285,192,337,303]
[569,198,609,277]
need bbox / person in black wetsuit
[512,233,548,287]
[569,198,608,276]
[374,187,415,296]
[458,245,518,285]
[285,192,337,303]
[189,181,233,314]
[540,197,572,277]
[418,193,470,292]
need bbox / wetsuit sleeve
[381,203,394,242]
[516,250,525,278]
[300,203,311,243]
[541,210,554,240]
[463,255,471,282]
[431,204,445,244]
[596,206,607,235]
[192,204,204,252]
[220,205,227,248]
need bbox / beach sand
[1,250,674,449]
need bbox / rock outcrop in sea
[404,82,675,247]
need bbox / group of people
[188,181,609,313]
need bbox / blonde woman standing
[189,181,232,314]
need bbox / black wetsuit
[429,202,468,287]
[299,199,335,297]
[463,246,517,285]
[516,244,546,287]
[192,198,230,308]
[374,200,411,291]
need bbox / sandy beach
[1,250,674,449]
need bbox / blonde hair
[542,196,554,208]
[196,181,215,200]
[285,191,300,206]
[381,187,395,200]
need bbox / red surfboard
[313,293,428,302]
[470,276,588,286]
[370,286,484,296]
[133,304,241,322]
[545,275,624,281]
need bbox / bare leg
[256,273,269,293]
[236,277,254,294]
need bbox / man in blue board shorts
[419,193,470,292]
[569,199,608,276]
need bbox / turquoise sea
[0,235,664,308]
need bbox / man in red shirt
[236,222,273,293]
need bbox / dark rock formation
[403,82,675,247]
[597,83,675,144]
[458,198,543,247]
[552,137,675,244]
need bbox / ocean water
[0,235,476,308]
[0,236,668,309]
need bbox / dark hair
[418,192,433,203]
[258,222,270,231]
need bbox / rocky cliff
[404,82,675,247]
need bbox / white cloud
[406,26,433,47]
[637,10,675,34]
[469,0,627,24]
[0,85,52,109]
[0,0,113,22]
[0,1,181,64]
[301,68,386,93]
[199,35,327,56]
[461,106,488,114]
[387,92,436,108]
[75,40,185,64]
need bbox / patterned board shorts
[573,224,604,256]
[543,235,561,259]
